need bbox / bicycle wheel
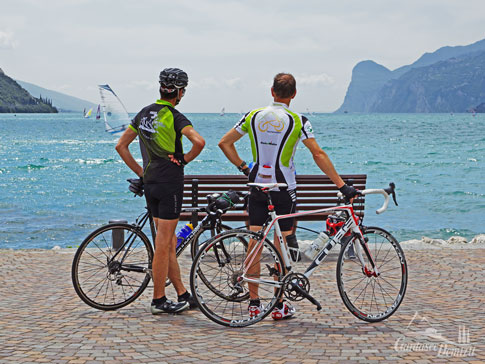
[72,223,154,311]
[189,223,232,260]
[191,229,284,327]
[336,226,407,322]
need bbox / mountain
[371,51,485,113]
[0,68,57,113]
[472,102,485,113]
[16,80,97,113]
[337,38,485,113]
[336,60,392,112]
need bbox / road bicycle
[71,182,243,311]
[190,182,407,327]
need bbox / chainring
[282,272,310,302]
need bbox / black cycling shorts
[144,182,183,220]
[248,188,296,231]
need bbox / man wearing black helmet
[116,68,205,314]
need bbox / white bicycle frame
[241,183,392,288]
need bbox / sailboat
[95,104,101,120]
[84,108,93,118]
[220,107,225,116]
[98,84,130,134]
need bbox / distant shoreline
[2,235,484,252]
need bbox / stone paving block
[0,248,484,363]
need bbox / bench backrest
[180,174,367,225]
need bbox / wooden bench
[180,174,367,226]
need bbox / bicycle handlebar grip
[361,189,390,214]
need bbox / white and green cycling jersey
[234,102,315,190]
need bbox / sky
[1,0,485,113]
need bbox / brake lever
[384,182,398,206]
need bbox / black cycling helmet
[159,68,188,92]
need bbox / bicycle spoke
[337,227,407,322]
[73,224,152,310]
[191,230,281,327]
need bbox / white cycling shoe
[271,301,296,320]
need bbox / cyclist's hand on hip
[169,153,187,166]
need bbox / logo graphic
[258,113,285,132]
[394,311,476,358]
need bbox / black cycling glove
[172,152,188,166]
[242,168,250,176]
[339,183,360,201]
[127,178,144,197]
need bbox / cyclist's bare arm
[303,138,345,189]
[115,128,143,177]
[218,129,248,172]
[180,126,205,163]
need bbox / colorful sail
[95,104,101,120]
[84,108,93,118]
[98,85,130,134]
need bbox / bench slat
[181,174,367,223]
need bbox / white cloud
[296,73,335,87]
[2,0,485,112]
[0,31,16,49]
[127,80,155,91]
[224,78,243,89]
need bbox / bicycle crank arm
[289,281,322,311]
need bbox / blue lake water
[0,112,484,249]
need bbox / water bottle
[304,231,330,260]
[176,223,193,249]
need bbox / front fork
[350,227,380,277]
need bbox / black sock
[178,291,190,301]
[275,301,284,309]
[249,299,261,307]
[153,296,167,305]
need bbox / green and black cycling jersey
[129,100,192,184]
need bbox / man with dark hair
[218,72,358,320]
[116,68,205,314]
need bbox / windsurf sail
[84,108,93,118]
[95,104,101,120]
[220,107,225,116]
[98,84,130,134]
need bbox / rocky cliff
[337,38,485,113]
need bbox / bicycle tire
[336,226,407,322]
[190,229,283,327]
[72,223,154,311]
[189,223,232,260]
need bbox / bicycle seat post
[263,188,275,208]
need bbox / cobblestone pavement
[0,246,484,364]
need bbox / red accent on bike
[263,165,271,168]
[268,205,275,211]
[363,266,378,277]
[326,216,353,236]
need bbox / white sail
[98,84,130,134]
[220,107,225,116]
